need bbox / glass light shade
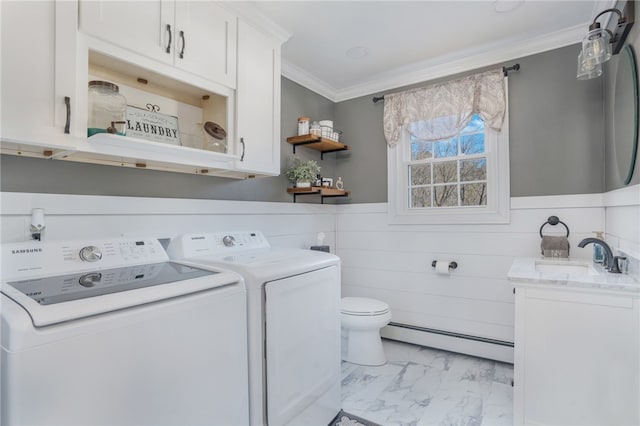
[581,28,612,65]
[577,51,603,79]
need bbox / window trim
[387,99,510,225]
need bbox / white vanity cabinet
[513,285,640,425]
[234,20,282,176]
[1,1,79,156]
[78,1,237,88]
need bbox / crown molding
[220,2,291,43]
[281,60,339,101]
[281,23,588,103]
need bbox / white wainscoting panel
[336,197,606,362]
[4,190,635,363]
[604,185,640,279]
[0,193,337,251]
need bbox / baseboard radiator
[381,322,514,364]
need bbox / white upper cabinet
[174,2,237,88]
[2,1,283,179]
[235,20,281,176]
[1,0,78,155]
[79,1,237,88]
[78,1,174,65]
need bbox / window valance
[383,69,506,147]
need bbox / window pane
[410,164,431,185]
[433,185,458,207]
[460,133,485,155]
[461,183,487,206]
[410,187,431,208]
[433,139,458,158]
[433,160,457,184]
[460,158,487,181]
[462,114,484,133]
[410,140,432,160]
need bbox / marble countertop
[508,257,640,294]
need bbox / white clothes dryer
[167,231,341,426]
[1,237,249,426]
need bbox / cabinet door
[174,2,237,88]
[235,21,281,175]
[1,0,76,150]
[515,288,640,425]
[78,0,174,65]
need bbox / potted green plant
[285,157,320,188]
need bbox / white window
[388,111,510,224]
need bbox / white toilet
[340,297,392,366]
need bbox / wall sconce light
[577,1,635,80]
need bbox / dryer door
[264,265,341,426]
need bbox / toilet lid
[341,297,390,315]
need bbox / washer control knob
[79,246,103,262]
[222,235,236,247]
[79,272,102,288]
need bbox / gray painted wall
[2,45,607,203]
[333,44,604,203]
[1,78,335,203]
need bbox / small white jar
[298,116,310,136]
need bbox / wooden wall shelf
[287,186,351,204]
[286,134,351,159]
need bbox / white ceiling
[244,0,606,101]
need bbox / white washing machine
[1,237,249,426]
[167,231,341,426]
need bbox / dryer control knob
[79,245,103,262]
[222,235,236,247]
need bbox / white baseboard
[381,324,514,364]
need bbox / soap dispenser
[593,231,605,264]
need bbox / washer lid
[2,262,242,326]
[341,297,389,315]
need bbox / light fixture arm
[589,8,625,32]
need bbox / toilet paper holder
[431,260,458,269]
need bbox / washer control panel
[2,238,168,280]
[167,231,270,259]
[222,235,236,247]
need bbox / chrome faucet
[577,238,626,273]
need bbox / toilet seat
[341,297,390,316]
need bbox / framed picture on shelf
[126,105,181,146]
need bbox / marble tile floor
[341,339,514,426]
